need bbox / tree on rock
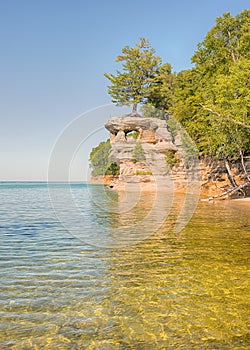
[104,38,162,115]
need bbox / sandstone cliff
[90,114,250,198]
[103,115,198,193]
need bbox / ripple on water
[0,184,249,349]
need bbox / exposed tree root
[204,180,250,201]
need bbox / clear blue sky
[0,0,249,181]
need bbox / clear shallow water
[0,182,249,349]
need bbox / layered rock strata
[90,115,250,197]
[104,115,189,192]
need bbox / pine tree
[104,38,162,115]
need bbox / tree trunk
[224,159,245,196]
[240,150,250,181]
[132,103,137,115]
[204,180,250,201]
[225,159,237,187]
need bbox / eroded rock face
[105,116,175,145]
[106,116,159,133]
[105,115,177,183]
[93,114,250,196]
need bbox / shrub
[164,149,179,168]
[135,170,153,175]
[89,139,120,176]
[132,142,146,163]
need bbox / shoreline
[89,178,250,200]
[230,197,250,205]
[89,181,250,204]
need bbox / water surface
[0,183,249,349]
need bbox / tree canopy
[89,139,119,176]
[170,10,250,161]
[94,10,250,186]
[104,38,163,114]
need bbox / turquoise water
[0,182,249,349]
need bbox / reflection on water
[0,183,249,349]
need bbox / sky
[0,0,249,181]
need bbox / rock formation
[104,115,189,191]
[90,114,250,197]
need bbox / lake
[0,182,249,349]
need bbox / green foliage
[147,62,175,111]
[126,130,139,139]
[164,150,179,168]
[140,103,167,120]
[89,140,110,167]
[192,10,250,73]
[135,170,153,175]
[102,10,250,176]
[105,162,120,176]
[89,139,120,176]
[104,38,162,113]
[132,142,146,163]
[180,130,200,168]
[167,115,181,137]
[171,10,250,161]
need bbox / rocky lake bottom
[0,182,249,349]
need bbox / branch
[197,103,250,130]
[240,149,250,182]
[203,180,250,201]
